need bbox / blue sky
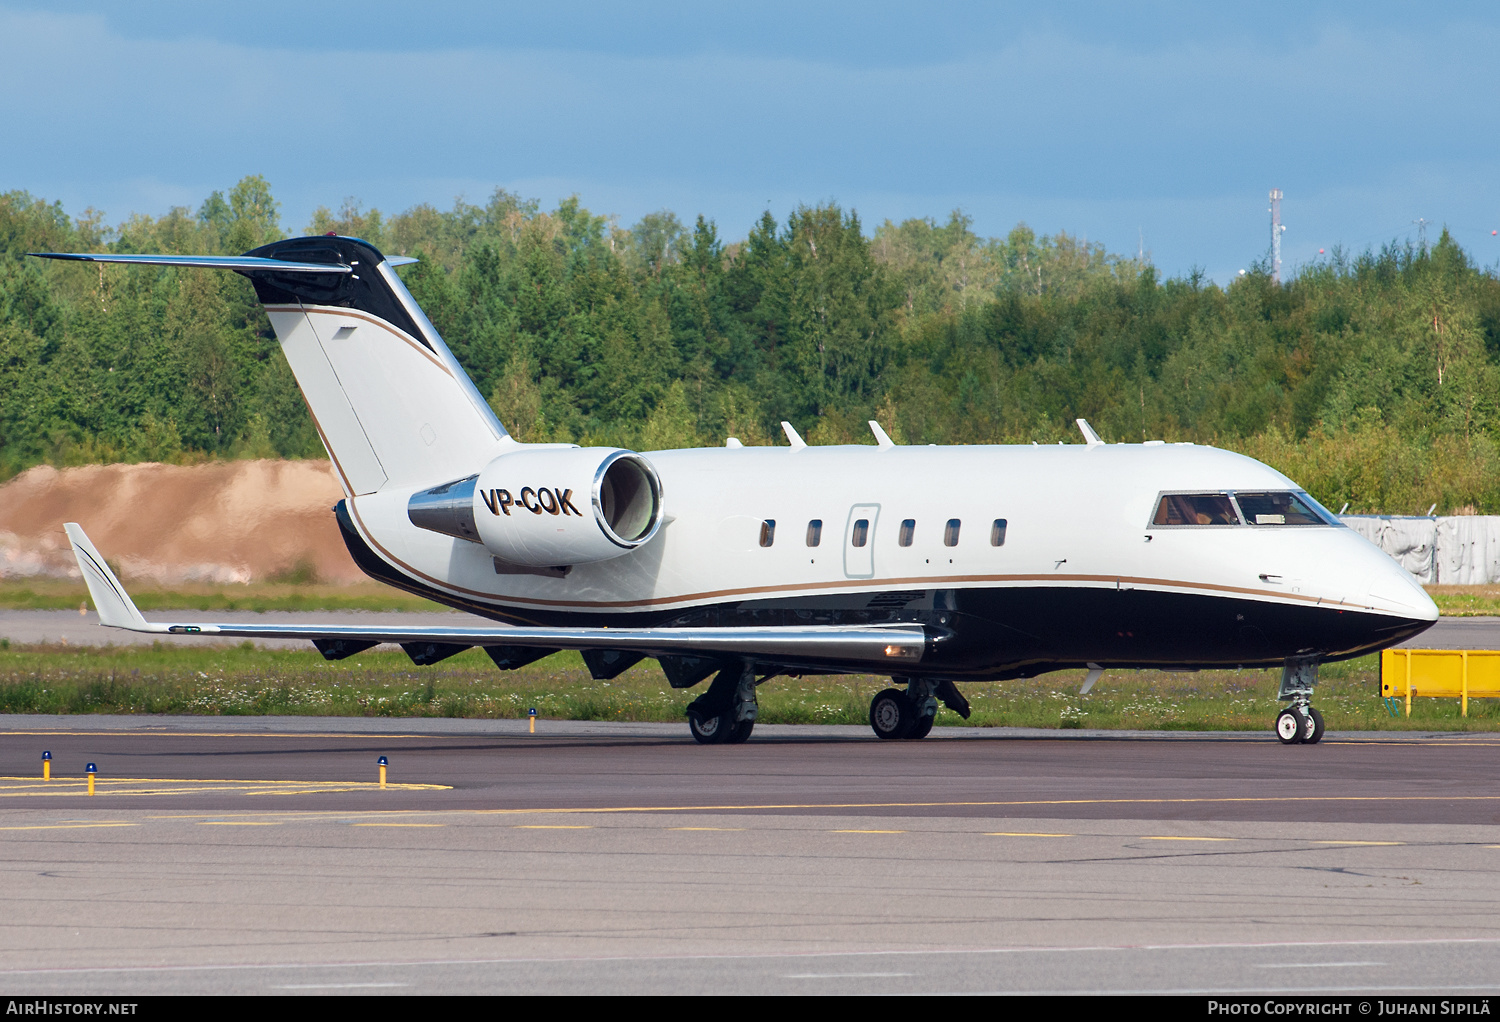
[3,1,1498,281]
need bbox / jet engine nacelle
[408,447,664,567]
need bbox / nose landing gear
[1274,658,1325,744]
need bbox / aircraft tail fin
[31,239,510,497]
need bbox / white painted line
[274,982,409,989]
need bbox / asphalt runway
[2,717,1500,994]
[1,609,1496,648]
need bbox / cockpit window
[1152,493,1241,526]
[1149,490,1341,528]
[1234,491,1333,526]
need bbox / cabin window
[944,519,961,547]
[899,519,915,546]
[759,520,776,547]
[1151,493,1240,527]
[991,519,1007,546]
[1234,491,1332,526]
[851,519,869,547]
[806,520,823,546]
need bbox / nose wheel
[1275,706,1305,744]
[1303,705,1325,743]
[1274,704,1325,744]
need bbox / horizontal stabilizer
[29,252,353,274]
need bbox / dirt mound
[0,460,362,584]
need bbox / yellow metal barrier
[1381,648,1500,716]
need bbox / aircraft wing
[63,524,929,667]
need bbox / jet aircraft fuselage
[35,235,1436,745]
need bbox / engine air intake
[597,451,661,546]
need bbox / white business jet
[35,237,1437,745]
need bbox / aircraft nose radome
[1365,546,1439,621]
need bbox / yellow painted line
[1379,742,1500,747]
[198,821,280,826]
[669,827,746,831]
[514,825,593,830]
[986,832,1074,838]
[0,777,448,798]
[0,731,430,739]
[1313,840,1404,846]
[449,794,1500,814]
[243,788,400,796]
[1142,836,1236,842]
[352,823,444,828]
[833,829,906,834]
[0,822,137,831]
[120,790,1500,825]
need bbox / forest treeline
[3,175,1500,514]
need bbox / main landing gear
[685,663,760,745]
[1274,658,1325,745]
[869,678,971,740]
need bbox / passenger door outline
[844,504,880,579]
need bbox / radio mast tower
[1269,188,1284,285]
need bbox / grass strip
[1429,586,1500,617]
[1,643,1496,731]
[0,579,446,613]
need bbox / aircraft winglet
[63,523,160,632]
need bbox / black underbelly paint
[337,501,1433,680]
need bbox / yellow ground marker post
[529,708,537,734]
[85,762,96,796]
[41,751,50,782]
[1382,649,1500,716]
[377,756,388,790]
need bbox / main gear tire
[688,710,732,745]
[723,718,755,744]
[870,688,916,740]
